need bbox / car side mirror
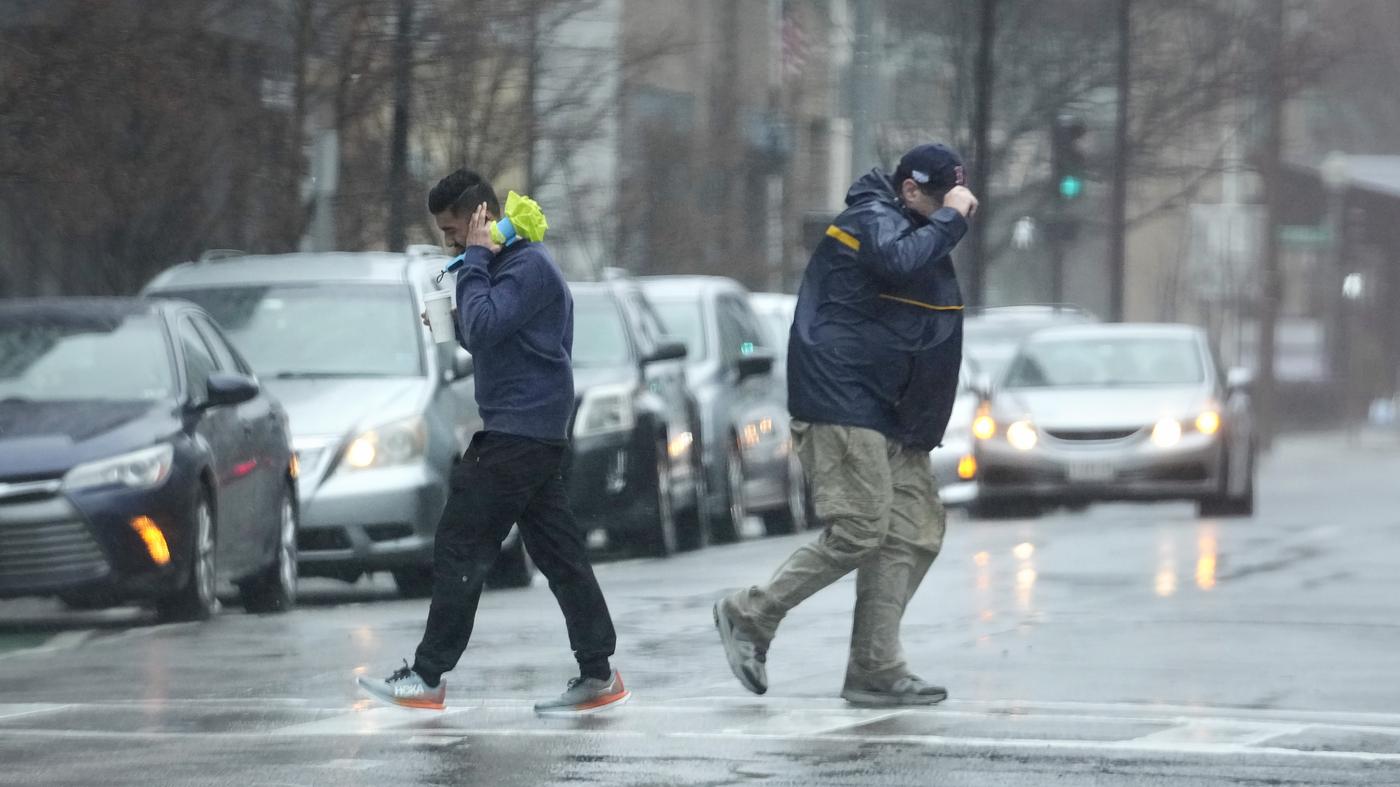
[736,349,775,380]
[970,372,993,399]
[202,372,259,409]
[452,348,474,380]
[643,337,687,365]
[1226,367,1253,391]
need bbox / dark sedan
[639,276,807,542]
[0,299,297,620]
[566,280,700,556]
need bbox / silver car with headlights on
[141,248,535,595]
[970,323,1256,519]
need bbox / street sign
[1278,224,1332,248]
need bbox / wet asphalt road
[2,431,1400,786]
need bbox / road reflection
[1197,530,1218,590]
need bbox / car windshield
[963,321,1070,381]
[649,297,707,360]
[1004,336,1205,388]
[572,293,631,368]
[0,314,175,402]
[158,284,423,378]
[756,309,791,357]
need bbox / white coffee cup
[422,289,455,344]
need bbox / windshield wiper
[272,371,403,379]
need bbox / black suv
[565,279,701,555]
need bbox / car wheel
[239,486,298,614]
[392,565,436,597]
[763,448,810,536]
[708,436,746,543]
[1198,446,1255,518]
[638,437,679,557]
[676,438,708,552]
[156,491,218,622]
[486,536,535,589]
[970,497,1043,520]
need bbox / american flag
[782,15,809,79]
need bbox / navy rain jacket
[453,239,575,443]
[787,169,968,451]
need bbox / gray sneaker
[357,661,446,710]
[713,598,767,695]
[842,675,947,706]
[534,670,630,715]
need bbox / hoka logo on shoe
[394,684,424,696]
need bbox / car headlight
[1151,418,1182,447]
[1006,421,1038,451]
[972,402,996,440]
[574,383,635,438]
[341,416,426,471]
[63,444,174,492]
[1195,411,1220,435]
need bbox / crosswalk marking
[2,699,1398,763]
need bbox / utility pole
[1256,0,1285,448]
[1108,0,1130,322]
[849,0,878,180]
[966,0,997,308]
[385,0,414,252]
[525,0,540,193]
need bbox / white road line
[1,725,1398,763]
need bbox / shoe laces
[387,660,415,683]
[565,677,584,690]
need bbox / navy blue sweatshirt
[453,240,574,442]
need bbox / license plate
[1067,461,1116,482]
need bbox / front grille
[982,466,1065,485]
[298,528,352,551]
[1119,462,1210,483]
[0,501,109,586]
[364,523,414,542]
[1045,428,1142,442]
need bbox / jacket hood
[846,169,900,209]
[0,399,180,479]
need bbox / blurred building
[534,0,841,292]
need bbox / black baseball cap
[894,143,966,192]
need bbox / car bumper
[295,462,447,576]
[566,430,668,535]
[930,438,977,507]
[0,473,197,601]
[975,432,1223,502]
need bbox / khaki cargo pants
[728,420,947,687]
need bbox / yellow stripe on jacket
[878,294,964,311]
[826,225,860,251]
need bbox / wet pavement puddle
[2,698,1400,762]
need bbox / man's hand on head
[943,186,978,219]
[466,203,503,253]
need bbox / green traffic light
[1060,176,1083,198]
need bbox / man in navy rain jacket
[715,144,978,706]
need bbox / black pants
[412,431,617,685]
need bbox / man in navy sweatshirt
[357,169,627,715]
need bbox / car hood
[0,399,180,479]
[261,377,428,440]
[572,365,639,397]
[997,386,1206,429]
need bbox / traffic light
[1051,115,1087,201]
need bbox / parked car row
[0,250,1257,620]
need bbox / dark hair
[427,168,501,217]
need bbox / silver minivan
[144,248,532,594]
